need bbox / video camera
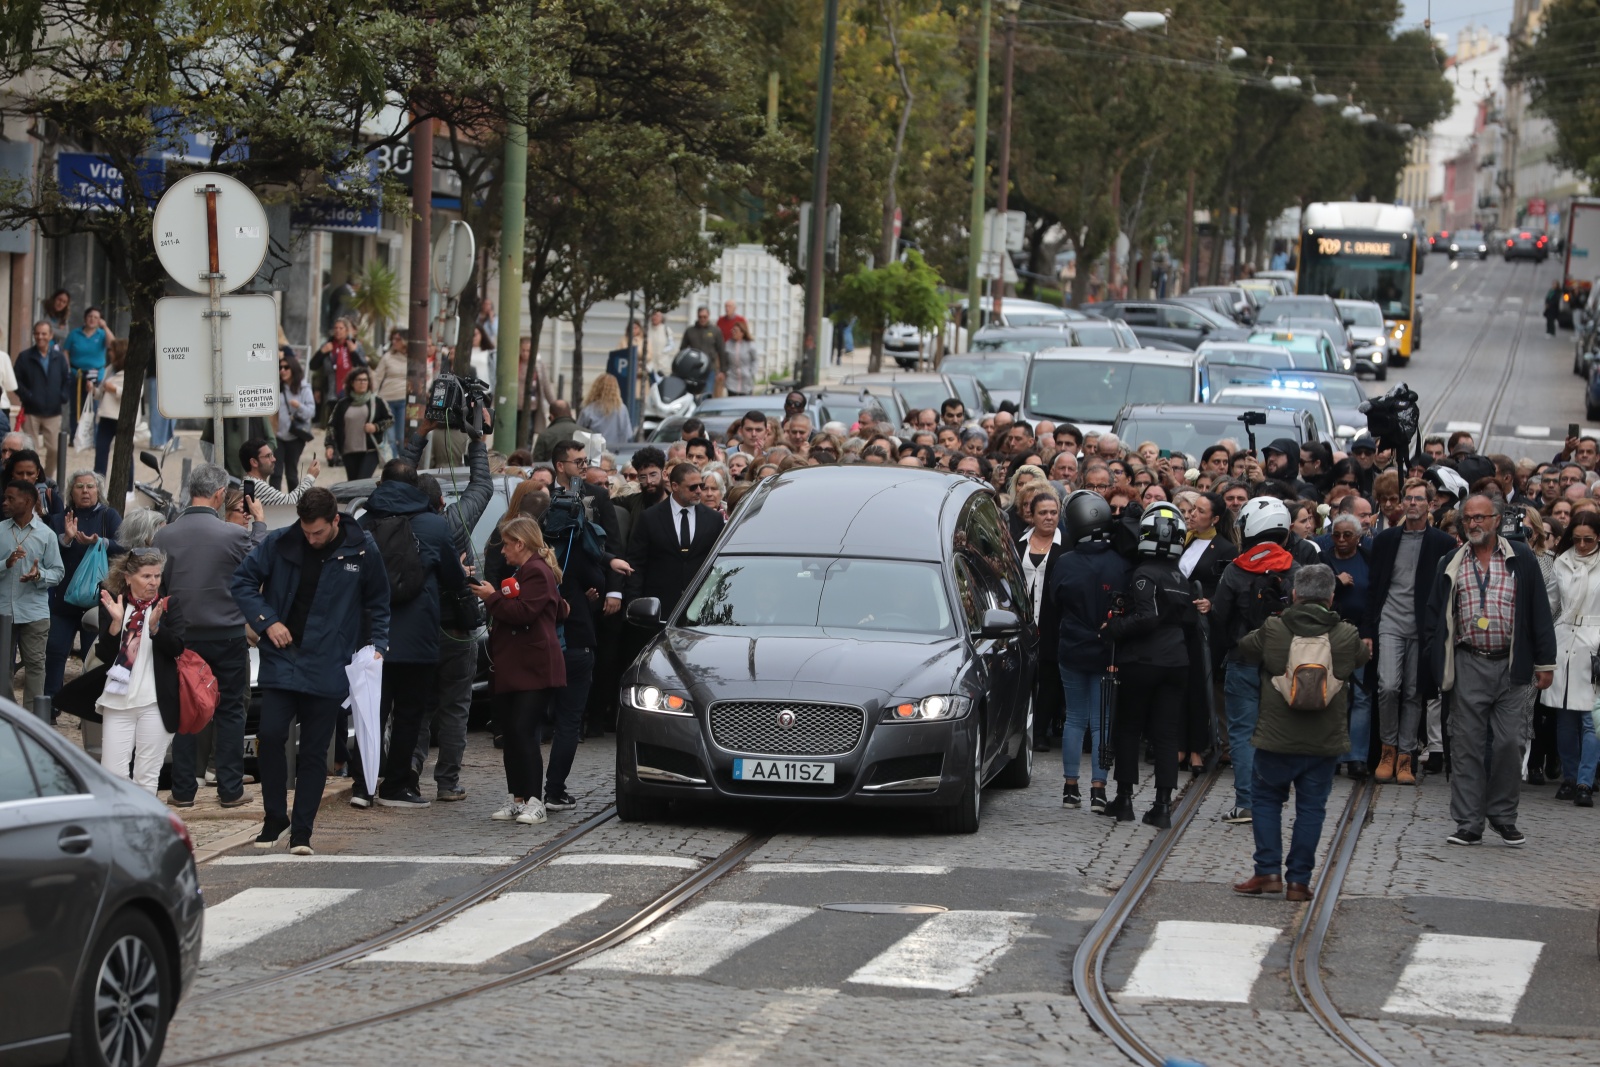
[424,372,492,436]
[1358,383,1420,461]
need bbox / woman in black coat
[1018,488,1068,751]
[1176,491,1237,774]
[54,546,188,794]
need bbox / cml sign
[56,153,164,211]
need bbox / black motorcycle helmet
[671,348,713,391]
[1063,489,1113,544]
[1138,501,1187,558]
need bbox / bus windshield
[1299,234,1415,319]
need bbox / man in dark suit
[625,462,724,615]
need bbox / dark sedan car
[1080,300,1249,350]
[1503,229,1550,262]
[616,467,1036,833]
[0,702,203,1067]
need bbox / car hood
[636,628,970,707]
[1346,325,1384,344]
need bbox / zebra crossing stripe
[684,989,839,1066]
[201,887,361,962]
[571,901,813,976]
[1381,933,1543,1023]
[1118,920,1279,1003]
[361,892,611,965]
[846,910,1031,993]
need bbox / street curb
[187,778,353,863]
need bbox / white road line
[1514,425,1552,439]
[1381,933,1543,1023]
[745,863,952,875]
[1445,420,1484,433]
[684,989,839,1067]
[1118,920,1279,1003]
[201,887,360,961]
[846,910,1031,993]
[549,854,701,869]
[361,892,610,965]
[212,855,520,866]
[571,901,812,976]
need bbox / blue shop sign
[56,153,164,210]
[291,152,382,234]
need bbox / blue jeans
[169,636,249,801]
[147,377,174,447]
[1225,661,1261,810]
[545,647,594,797]
[1344,667,1372,764]
[1060,665,1107,784]
[1251,750,1337,884]
[257,689,341,842]
[387,399,406,450]
[45,603,90,698]
[1556,707,1600,787]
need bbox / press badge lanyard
[1469,552,1493,632]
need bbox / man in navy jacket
[232,487,390,854]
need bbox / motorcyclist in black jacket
[1104,501,1205,828]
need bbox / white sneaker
[516,800,548,825]
[490,797,525,821]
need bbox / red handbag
[176,650,218,735]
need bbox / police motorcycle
[639,348,714,439]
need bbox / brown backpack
[1270,631,1343,711]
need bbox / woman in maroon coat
[470,516,567,825]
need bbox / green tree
[1510,0,1600,183]
[833,249,943,370]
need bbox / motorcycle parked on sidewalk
[639,348,714,439]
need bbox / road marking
[572,901,812,976]
[684,989,838,1067]
[746,863,952,875]
[1515,425,1552,439]
[201,887,360,961]
[1382,933,1543,1023]
[846,910,1031,992]
[1444,420,1484,433]
[549,854,701,869]
[213,854,520,866]
[362,892,610,965]
[1118,920,1279,1003]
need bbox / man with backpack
[1231,564,1368,901]
[1315,513,1374,778]
[352,457,468,808]
[1211,496,1300,825]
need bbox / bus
[1297,202,1425,364]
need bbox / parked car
[837,371,994,420]
[1208,384,1342,448]
[1503,230,1550,262]
[1247,327,1348,373]
[1113,403,1323,462]
[888,297,1078,369]
[1251,271,1297,295]
[971,320,1138,354]
[1080,299,1249,349]
[802,384,909,428]
[616,466,1037,832]
[938,352,1030,410]
[1282,369,1371,440]
[1021,346,1203,433]
[0,700,204,1067]
[1184,285,1260,324]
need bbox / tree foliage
[833,249,943,366]
[1510,0,1600,183]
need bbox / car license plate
[732,759,834,784]
[243,736,258,758]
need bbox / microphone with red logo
[500,575,521,598]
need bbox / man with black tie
[625,462,724,615]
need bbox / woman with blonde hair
[578,372,633,446]
[469,517,566,825]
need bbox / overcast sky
[1401,0,1514,39]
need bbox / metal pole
[32,695,51,725]
[201,185,227,457]
[407,115,434,442]
[801,0,842,389]
[1181,170,1196,297]
[992,8,1017,323]
[55,430,68,490]
[494,112,528,455]
[965,0,993,342]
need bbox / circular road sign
[152,172,269,295]
[431,219,476,297]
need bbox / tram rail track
[1417,260,1533,446]
[166,827,774,1065]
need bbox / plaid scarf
[104,596,156,695]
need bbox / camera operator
[398,408,496,803]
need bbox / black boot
[1142,788,1173,829]
[1104,792,1136,821]
[1346,760,1369,780]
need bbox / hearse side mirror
[979,608,1022,637]
[626,598,663,628]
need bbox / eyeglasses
[1573,535,1599,545]
[1377,494,1399,503]
[1462,513,1497,524]
[1337,479,1359,487]
[1403,495,1429,504]
[812,448,838,457]
[1333,530,1359,538]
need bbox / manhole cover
[821,902,948,915]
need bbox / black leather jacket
[1106,557,1197,667]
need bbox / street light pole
[964,0,993,345]
[801,0,842,388]
[992,0,1020,322]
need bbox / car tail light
[168,812,195,856]
[1520,232,1531,239]
[1506,239,1514,247]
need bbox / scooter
[135,437,181,522]
[638,348,714,439]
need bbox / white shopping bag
[341,645,384,797]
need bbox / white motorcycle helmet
[1236,496,1291,545]
[1138,501,1187,558]
[1425,465,1470,508]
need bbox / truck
[1561,197,1600,328]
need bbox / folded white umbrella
[342,645,384,797]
